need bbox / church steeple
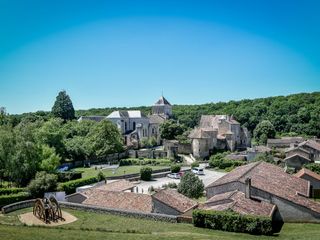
[152,96,172,118]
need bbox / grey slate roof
[155,96,171,106]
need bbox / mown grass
[74,165,169,178]
[0,208,320,240]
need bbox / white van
[192,167,204,175]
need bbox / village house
[205,161,320,222]
[295,168,320,198]
[284,139,320,170]
[78,96,172,147]
[189,115,251,158]
[267,137,304,149]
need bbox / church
[78,96,172,147]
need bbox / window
[133,122,136,130]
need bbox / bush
[191,161,200,168]
[305,163,320,174]
[178,172,204,199]
[192,210,275,235]
[162,182,178,189]
[140,167,153,181]
[58,176,98,194]
[0,192,30,207]
[96,171,105,182]
[171,164,181,173]
[0,188,26,195]
[56,171,82,182]
[28,171,58,198]
[209,153,244,170]
[119,159,133,166]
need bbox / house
[298,140,320,161]
[267,137,304,149]
[295,168,320,198]
[96,180,136,192]
[189,115,251,159]
[284,147,312,171]
[206,161,320,222]
[152,189,198,216]
[78,96,172,147]
[246,145,272,161]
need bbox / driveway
[134,167,226,194]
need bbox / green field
[74,165,169,178]
[0,208,319,240]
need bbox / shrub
[140,167,153,181]
[119,159,133,166]
[56,171,82,182]
[162,182,178,189]
[96,171,105,182]
[28,172,58,198]
[209,153,244,170]
[178,172,204,199]
[171,164,181,173]
[305,163,320,174]
[58,176,98,194]
[0,192,30,207]
[192,210,276,235]
[191,161,200,168]
[0,188,26,195]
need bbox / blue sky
[0,0,319,114]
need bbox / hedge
[192,210,275,236]
[56,171,83,183]
[58,176,98,195]
[209,158,244,170]
[119,158,171,167]
[0,192,30,207]
[140,167,153,181]
[0,188,26,196]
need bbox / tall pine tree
[51,90,75,121]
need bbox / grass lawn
[74,165,169,178]
[0,208,320,240]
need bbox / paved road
[134,168,226,194]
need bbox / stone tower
[152,96,172,118]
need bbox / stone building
[206,161,320,223]
[295,168,320,198]
[189,115,251,158]
[78,96,172,147]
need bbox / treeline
[4,92,320,137]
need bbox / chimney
[245,177,252,199]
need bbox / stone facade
[78,96,172,148]
[189,115,251,159]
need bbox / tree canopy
[52,90,75,121]
[253,120,276,145]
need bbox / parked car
[167,173,181,179]
[192,167,204,175]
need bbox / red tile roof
[295,168,320,182]
[204,190,275,217]
[152,189,198,213]
[207,161,320,214]
[83,189,153,213]
[97,180,136,192]
[299,140,320,151]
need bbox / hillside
[10,91,320,137]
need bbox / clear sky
[0,0,319,114]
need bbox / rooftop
[188,128,212,139]
[204,190,275,217]
[152,189,198,213]
[96,180,136,192]
[107,110,147,119]
[154,96,171,106]
[295,168,320,182]
[206,161,320,214]
[299,140,320,152]
[83,189,153,213]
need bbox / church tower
[152,96,172,118]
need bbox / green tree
[28,171,58,197]
[253,120,276,145]
[160,120,186,140]
[140,167,152,181]
[87,120,124,158]
[178,172,204,199]
[51,90,75,121]
[39,145,61,173]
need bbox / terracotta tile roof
[207,162,320,214]
[96,180,136,192]
[284,153,312,163]
[299,140,320,152]
[295,168,320,182]
[83,189,153,213]
[152,189,198,213]
[204,190,275,217]
[267,137,304,145]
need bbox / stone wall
[2,199,36,214]
[128,149,168,159]
[59,201,178,223]
[152,198,180,216]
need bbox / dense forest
[8,91,320,137]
